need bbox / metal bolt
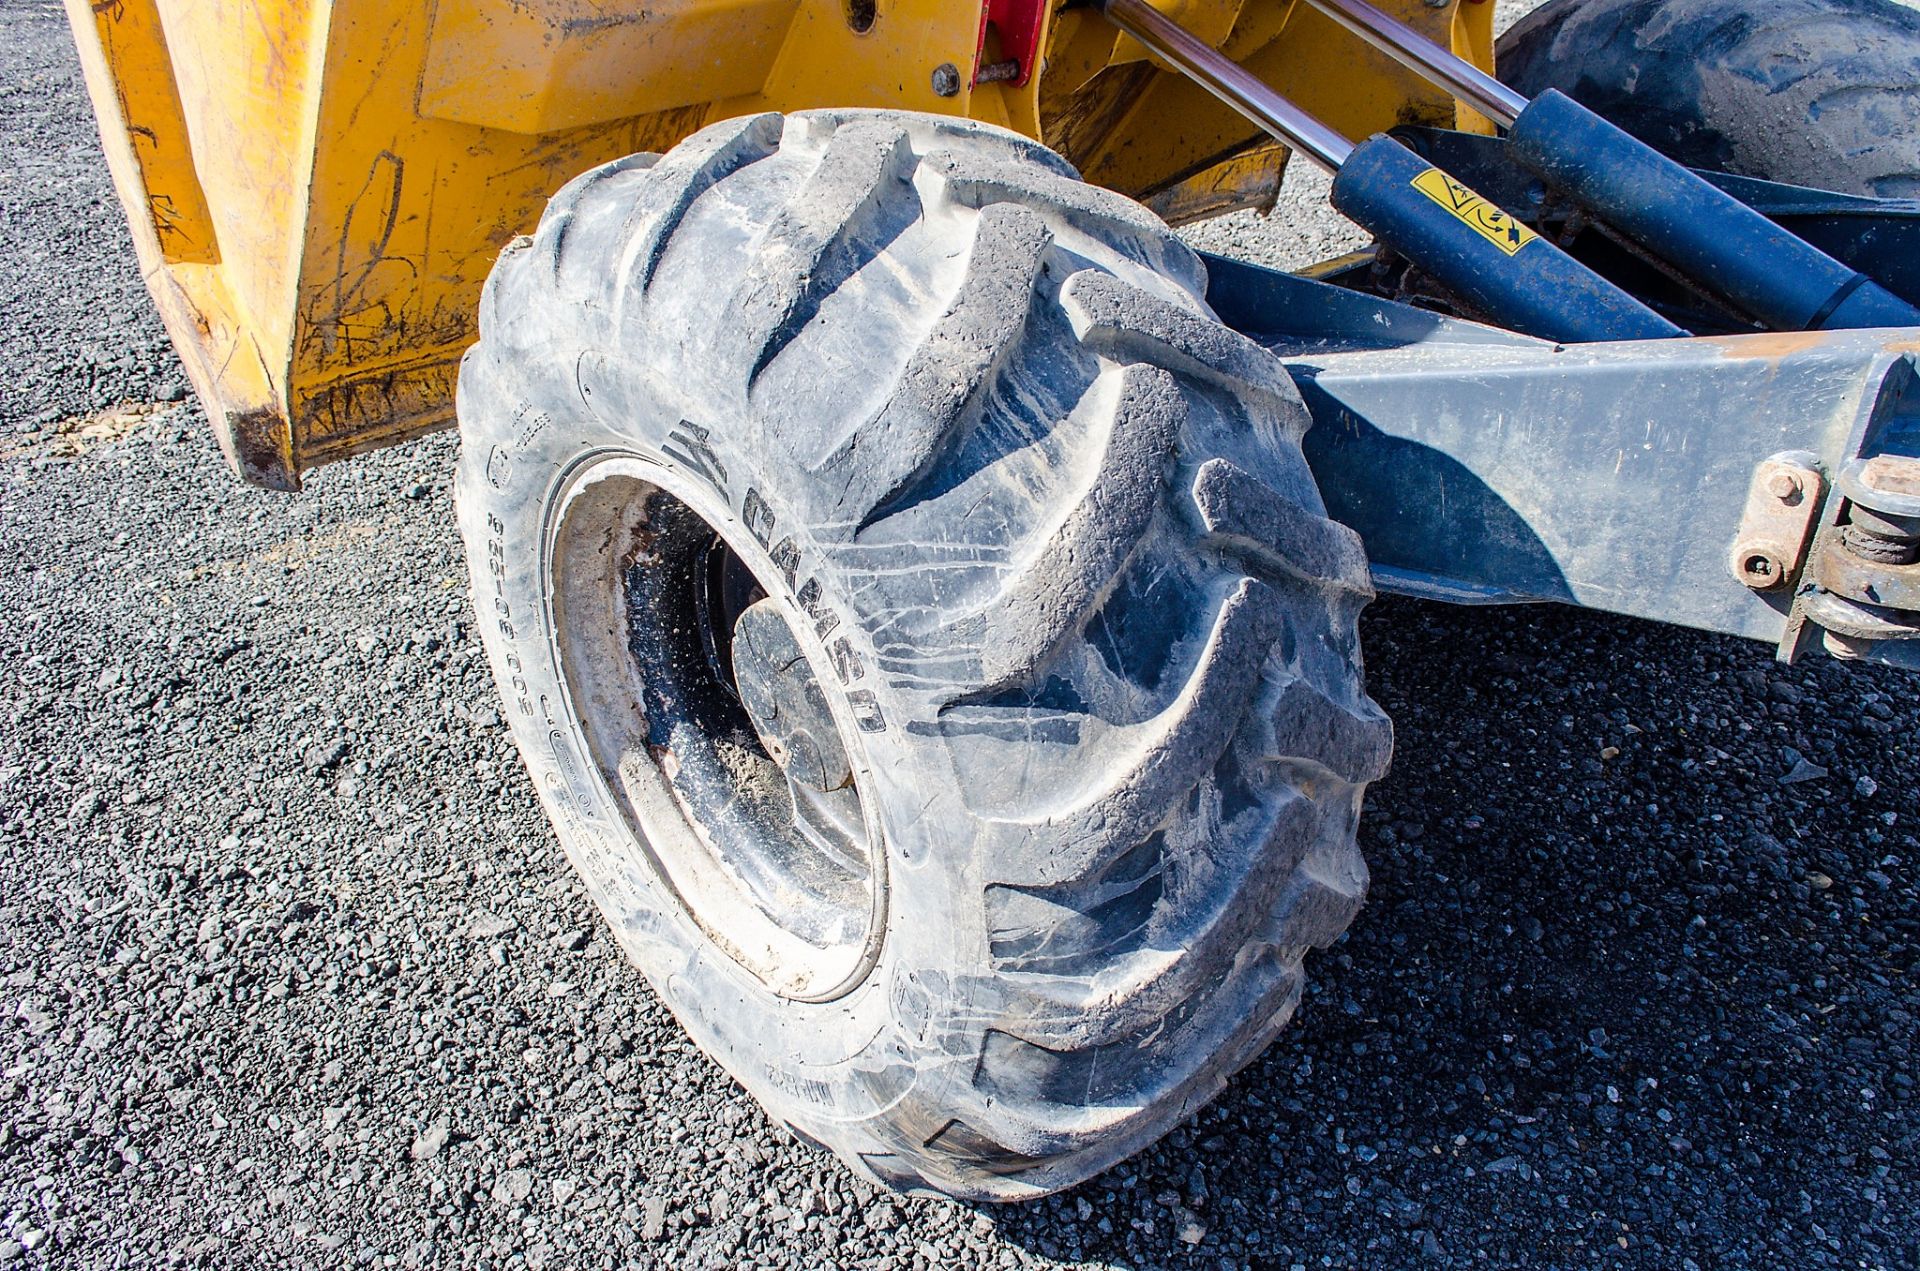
[1766,470,1802,503]
[931,63,961,97]
[1735,549,1785,589]
[1859,454,1920,498]
[1841,523,1920,565]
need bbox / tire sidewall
[1497,0,1920,197]
[453,333,978,1154]
[451,108,1388,1200]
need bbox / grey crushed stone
[2,0,1917,1267]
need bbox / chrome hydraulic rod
[1297,0,1527,125]
[1105,0,1920,335]
[1092,0,1681,343]
[1099,0,1354,171]
[1295,0,1920,327]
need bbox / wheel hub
[731,598,854,795]
[546,462,884,1001]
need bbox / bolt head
[930,62,961,97]
[1860,454,1920,498]
[1766,470,1802,502]
[1733,547,1786,589]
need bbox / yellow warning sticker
[1410,168,1539,256]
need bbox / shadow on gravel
[970,597,1917,1268]
[2,0,1913,1261]
[7,407,1910,1269]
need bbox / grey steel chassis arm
[1205,255,1920,671]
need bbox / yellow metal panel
[1450,0,1501,134]
[72,0,220,264]
[1043,0,1494,200]
[66,0,1506,487]
[64,0,299,486]
[293,0,989,468]
[419,0,800,134]
[733,0,983,117]
[151,0,326,360]
[291,0,713,466]
[1141,140,1289,226]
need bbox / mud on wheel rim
[545,453,887,1002]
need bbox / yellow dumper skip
[65,0,1492,489]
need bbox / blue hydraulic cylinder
[1328,135,1684,345]
[1508,90,1920,332]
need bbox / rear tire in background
[1498,0,1920,197]
[453,110,1390,1199]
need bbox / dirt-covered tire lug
[454,108,1391,1199]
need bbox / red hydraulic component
[975,0,1047,87]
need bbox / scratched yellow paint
[64,0,1498,488]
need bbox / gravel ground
[4,1,1918,1267]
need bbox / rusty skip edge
[149,277,464,495]
[140,272,294,494]
[293,352,467,476]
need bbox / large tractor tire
[453,109,1390,1200]
[1498,0,1920,198]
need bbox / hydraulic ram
[1298,0,1920,332]
[1098,0,1681,343]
